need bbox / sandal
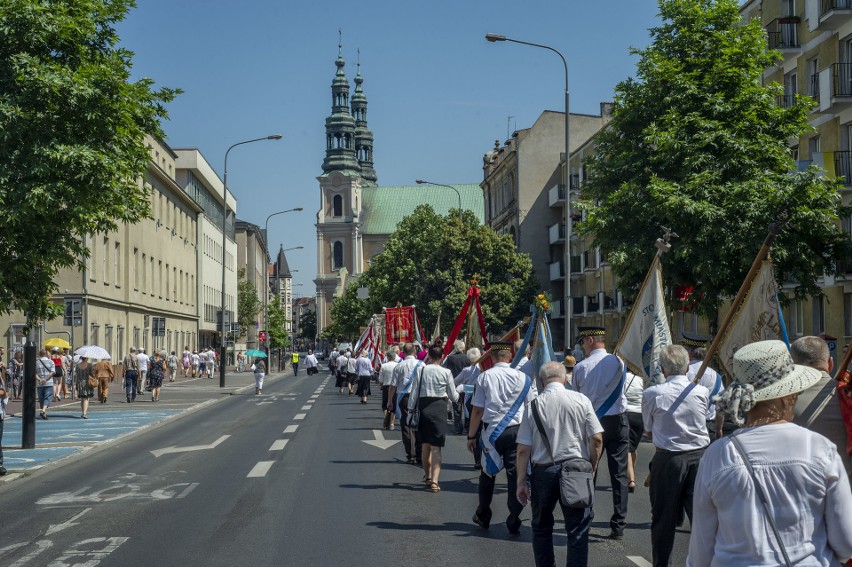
[427,481,440,492]
[423,476,432,484]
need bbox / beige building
[1,136,202,358]
[270,246,294,341]
[481,108,612,347]
[174,149,238,352]
[235,220,269,351]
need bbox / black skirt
[627,411,644,452]
[418,397,448,447]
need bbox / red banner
[385,306,416,344]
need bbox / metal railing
[833,63,852,96]
[821,0,852,17]
[834,151,852,185]
[776,94,796,108]
[810,72,820,101]
[766,18,799,49]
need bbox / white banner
[717,260,782,377]
[615,256,672,384]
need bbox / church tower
[351,58,377,185]
[321,43,361,175]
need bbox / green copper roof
[360,184,484,235]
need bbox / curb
[0,370,292,488]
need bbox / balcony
[569,255,582,275]
[548,222,566,244]
[569,174,580,192]
[834,151,852,186]
[766,18,800,54]
[572,297,585,316]
[820,0,852,29]
[602,290,618,311]
[548,184,566,208]
[816,64,852,112]
[776,94,796,108]
[549,260,565,281]
[587,295,600,312]
[550,300,564,319]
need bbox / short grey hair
[790,336,829,368]
[692,347,707,361]
[539,361,566,383]
[659,345,689,376]
[466,347,481,362]
[454,339,465,353]
[386,350,397,361]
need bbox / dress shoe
[472,513,490,529]
[608,530,624,541]
[506,517,522,536]
[0,466,7,476]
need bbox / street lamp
[415,179,463,224]
[263,211,304,357]
[219,134,282,388]
[485,33,573,347]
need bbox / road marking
[310,394,318,399]
[306,400,315,404]
[256,401,274,405]
[8,540,52,567]
[46,508,92,535]
[361,429,400,450]
[300,405,312,411]
[269,439,289,451]
[175,483,199,499]
[247,461,275,478]
[627,557,653,567]
[293,413,306,420]
[150,434,231,458]
[283,425,298,434]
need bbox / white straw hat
[715,340,822,424]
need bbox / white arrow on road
[46,507,92,535]
[150,435,231,458]
[361,429,400,450]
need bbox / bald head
[539,361,567,385]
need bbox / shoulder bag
[729,433,793,567]
[86,366,99,389]
[407,366,425,429]
[531,398,595,508]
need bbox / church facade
[314,47,483,335]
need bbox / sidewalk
[1,367,287,476]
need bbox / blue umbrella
[244,349,267,358]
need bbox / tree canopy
[326,205,539,340]
[266,299,290,351]
[298,309,317,340]
[581,0,852,321]
[236,268,261,339]
[0,0,179,327]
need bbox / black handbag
[531,399,595,508]
[407,367,425,429]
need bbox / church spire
[351,49,377,185]
[322,33,360,175]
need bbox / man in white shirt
[683,333,723,440]
[572,326,630,540]
[191,351,200,377]
[517,361,602,566]
[305,350,319,376]
[643,344,710,567]
[345,351,357,395]
[387,343,423,464]
[355,352,373,404]
[379,351,399,430]
[205,348,216,378]
[467,342,537,536]
[136,348,149,392]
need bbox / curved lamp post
[415,179,463,224]
[219,134,282,388]
[485,33,573,347]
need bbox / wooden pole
[834,340,852,383]
[693,222,784,384]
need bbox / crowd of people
[326,328,852,567]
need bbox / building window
[812,296,825,334]
[114,242,121,287]
[133,248,139,290]
[333,194,343,217]
[102,237,109,284]
[91,323,100,346]
[845,293,852,337]
[333,241,344,270]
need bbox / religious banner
[716,260,783,378]
[615,255,672,384]
[443,282,489,360]
[384,305,416,344]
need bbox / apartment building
[235,220,269,352]
[1,137,202,358]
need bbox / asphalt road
[0,367,693,566]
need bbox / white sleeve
[824,447,852,561]
[686,456,717,567]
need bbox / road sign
[258,330,267,343]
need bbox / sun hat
[715,340,822,425]
[563,354,576,369]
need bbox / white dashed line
[310,395,319,399]
[306,400,315,404]
[626,557,652,567]
[247,461,275,478]
[294,413,306,420]
[301,405,312,411]
[283,425,298,434]
[269,439,289,451]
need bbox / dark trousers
[124,371,138,400]
[705,419,717,442]
[465,395,481,466]
[531,464,593,567]
[477,424,522,530]
[649,447,705,567]
[398,394,421,460]
[598,413,630,534]
[452,393,465,435]
[292,362,298,375]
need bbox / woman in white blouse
[687,340,852,567]
[408,344,459,492]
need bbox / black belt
[655,446,706,455]
[532,462,557,468]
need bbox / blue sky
[117,0,662,295]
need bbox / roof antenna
[507,116,515,140]
[338,28,342,56]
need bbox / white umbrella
[75,345,111,360]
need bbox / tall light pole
[485,33,573,347]
[219,134,282,388]
[415,179,463,224]
[263,211,303,357]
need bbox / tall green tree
[328,205,540,339]
[236,268,261,339]
[266,299,291,351]
[298,309,317,340]
[0,0,179,328]
[581,0,851,321]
